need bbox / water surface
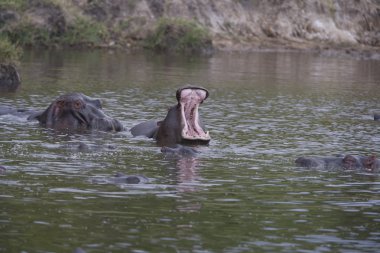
[1,49,380,253]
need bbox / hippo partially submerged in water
[295,154,380,172]
[27,93,124,132]
[130,86,211,146]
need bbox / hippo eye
[56,100,65,108]
[74,100,84,110]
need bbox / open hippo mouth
[177,87,210,142]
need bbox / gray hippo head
[343,155,380,172]
[28,93,123,132]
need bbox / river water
[1,49,380,253]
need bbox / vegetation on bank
[0,36,22,65]
[4,18,108,48]
[0,0,108,49]
[0,1,213,54]
[145,18,213,54]
[0,0,26,10]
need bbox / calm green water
[1,49,380,253]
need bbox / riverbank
[0,0,379,58]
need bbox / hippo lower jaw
[179,88,210,143]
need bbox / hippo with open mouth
[130,86,211,146]
[28,93,124,132]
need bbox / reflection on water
[1,49,380,252]
[164,154,201,193]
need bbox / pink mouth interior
[179,88,210,140]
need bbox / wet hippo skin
[28,93,124,132]
[131,86,211,146]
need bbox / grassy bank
[4,17,108,48]
[145,18,213,54]
[0,0,108,49]
[0,37,22,65]
[0,1,213,54]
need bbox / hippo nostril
[94,99,102,109]
[73,111,89,127]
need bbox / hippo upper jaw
[178,87,210,143]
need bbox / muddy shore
[0,0,379,58]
